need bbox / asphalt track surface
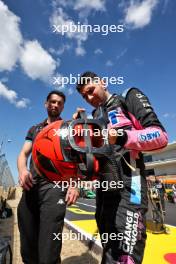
[66,198,176,226]
[162,202,176,226]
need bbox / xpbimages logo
[52,22,124,36]
[53,230,123,243]
[53,127,125,141]
[53,179,124,192]
[53,74,124,88]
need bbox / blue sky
[0,0,176,183]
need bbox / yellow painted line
[71,219,98,236]
[70,219,176,263]
[67,207,95,215]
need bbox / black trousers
[95,174,148,264]
[17,184,67,264]
[160,194,165,212]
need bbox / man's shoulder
[26,119,47,141]
[28,119,47,130]
[121,87,142,99]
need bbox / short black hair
[46,90,66,103]
[76,71,100,92]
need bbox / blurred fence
[0,154,15,189]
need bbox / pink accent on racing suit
[124,112,168,151]
[107,107,168,154]
[124,127,168,151]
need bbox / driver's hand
[72,108,86,119]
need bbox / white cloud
[16,98,30,108]
[123,0,159,29]
[52,0,105,11]
[0,82,17,103]
[74,0,105,11]
[20,40,56,82]
[50,7,88,56]
[0,77,9,83]
[49,44,72,56]
[106,60,114,67]
[0,0,22,71]
[94,48,103,55]
[52,0,70,8]
[49,47,56,54]
[0,1,57,84]
[56,57,61,67]
[52,0,106,19]
[75,41,86,56]
[51,8,88,41]
[0,82,30,108]
[163,113,176,119]
[50,1,106,55]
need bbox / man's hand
[65,187,80,206]
[72,107,85,119]
[17,141,33,191]
[18,169,33,191]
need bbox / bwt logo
[139,131,160,142]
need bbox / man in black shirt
[17,90,79,264]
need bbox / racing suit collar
[103,93,117,107]
[102,93,112,106]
